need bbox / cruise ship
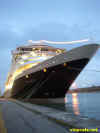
[4,40,99,101]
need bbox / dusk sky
[0,0,100,94]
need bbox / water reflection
[65,92,80,115]
[72,93,80,115]
[65,92,100,120]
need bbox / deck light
[64,63,67,67]
[43,68,47,72]
[26,75,29,78]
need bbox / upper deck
[12,44,66,55]
[11,43,66,64]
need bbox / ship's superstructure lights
[57,49,62,53]
[32,48,35,50]
[20,61,24,64]
[26,75,29,78]
[43,68,47,72]
[30,52,36,56]
[5,83,13,90]
[22,55,28,59]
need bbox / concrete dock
[0,99,68,133]
[0,98,100,133]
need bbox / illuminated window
[26,75,29,78]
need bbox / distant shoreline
[68,86,100,93]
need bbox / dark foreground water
[65,92,100,120]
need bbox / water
[65,92,100,120]
[34,91,100,121]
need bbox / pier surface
[0,99,68,133]
[0,98,100,133]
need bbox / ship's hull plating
[12,58,89,99]
[4,44,99,99]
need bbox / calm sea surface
[65,92,100,120]
[42,92,100,121]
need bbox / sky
[0,0,100,94]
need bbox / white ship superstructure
[5,42,66,92]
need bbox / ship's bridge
[12,44,66,63]
[16,44,66,54]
